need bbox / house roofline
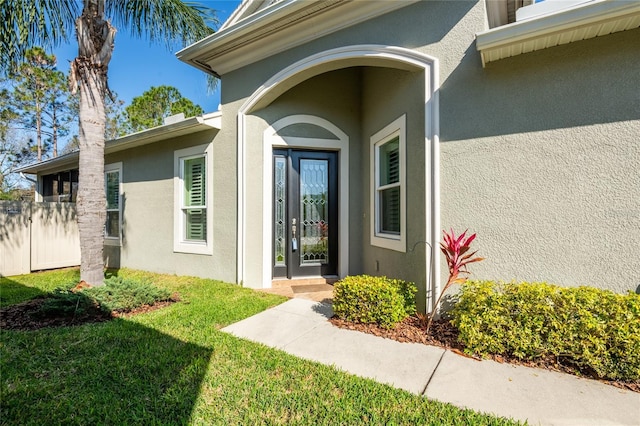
[176,0,418,76]
[476,0,640,66]
[16,112,221,175]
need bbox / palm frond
[106,0,217,50]
[0,0,79,74]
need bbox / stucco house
[18,0,640,312]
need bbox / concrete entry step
[271,277,339,288]
[260,277,338,302]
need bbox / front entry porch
[259,277,337,302]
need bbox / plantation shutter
[105,170,120,238]
[183,156,206,241]
[106,171,119,210]
[379,137,400,234]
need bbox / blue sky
[52,1,242,114]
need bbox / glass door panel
[273,149,337,278]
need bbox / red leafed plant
[425,229,484,334]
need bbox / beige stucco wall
[440,27,640,294]
[104,129,237,282]
[218,0,639,296]
[360,67,428,308]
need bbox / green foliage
[1,268,518,426]
[33,276,172,316]
[84,276,172,312]
[452,280,640,381]
[9,47,74,159]
[333,275,417,329]
[37,287,96,316]
[124,85,204,133]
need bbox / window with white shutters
[105,163,122,245]
[174,144,213,255]
[183,156,206,241]
[370,115,406,252]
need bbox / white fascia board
[177,0,419,76]
[15,152,80,175]
[15,112,222,175]
[476,0,640,66]
[105,112,221,155]
[219,0,263,31]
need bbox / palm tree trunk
[72,0,115,286]
[36,103,42,161]
[52,107,58,158]
[76,65,106,285]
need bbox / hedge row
[451,281,640,381]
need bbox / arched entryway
[236,45,440,312]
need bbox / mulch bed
[329,315,640,394]
[0,295,178,331]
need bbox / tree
[63,90,126,153]
[0,81,37,197]
[105,93,126,140]
[124,85,203,133]
[1,1,216,285]
[10,47,72,161]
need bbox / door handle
[292,218,297,251]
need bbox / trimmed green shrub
[36,277,172,317]
[333,275,416,329]
[84,276,172,312]
[452,280,640,381]
[37,288,97,316]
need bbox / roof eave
[16,112,222,175]
[476,0,640,66]
[176,0,419,76]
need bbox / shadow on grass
[1,277,212,425]
[0,276,48,308]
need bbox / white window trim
[104,162,123,246]
[173,143,213,255]
[370,115,406,252]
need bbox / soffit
[177,0,418,76]
[477,0,640,66]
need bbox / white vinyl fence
[0,201,80,276]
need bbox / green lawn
[1,269,522,425]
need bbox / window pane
[106,171,119,209]
[379,137,399,186]
[380,186,400,234]
[300,159,329,265]
[185,208,206,241]
[184,157,205,207]
[274,157,286,267]
[105,211,119,238]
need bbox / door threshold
[271,276,339,288]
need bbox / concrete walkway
[223,298,640,426]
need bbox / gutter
[476,0,640,66]
[20,172,37,183]
[15,112,221,175]
[177,0,303,65]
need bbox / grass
[1,268,522,425]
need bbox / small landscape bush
[37,277,172,316]
[452,280,640,381]
[38,288,97,316]
[333,275,416,329]
[84,276,172,312]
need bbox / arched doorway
[236,45,440,312]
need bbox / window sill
[476,0,640,66]
[371,234,406,253]
[173,242,212,256]
[104,238,121,247]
